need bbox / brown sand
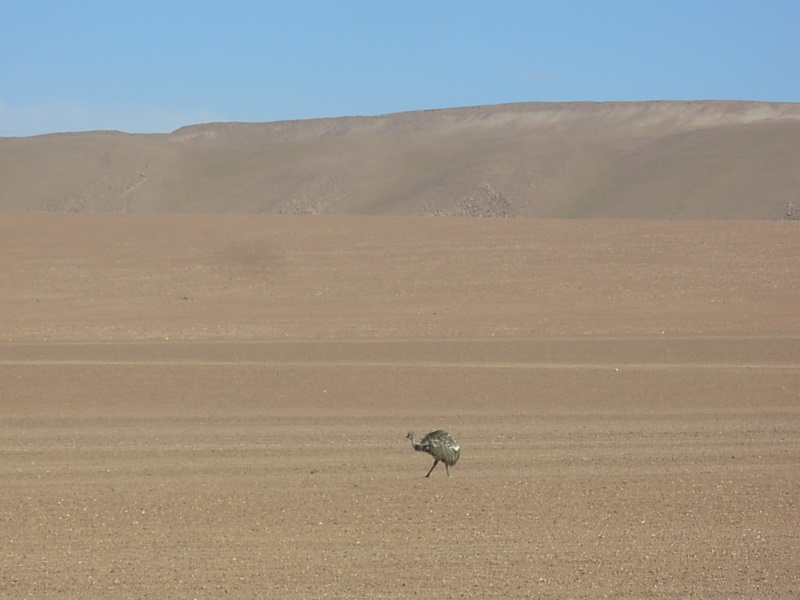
[2,213,799,598]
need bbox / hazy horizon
[3,1,799,137]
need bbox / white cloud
[0,98,225,137]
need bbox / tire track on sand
[0,358,797,370]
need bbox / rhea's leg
[445,463,451,477]
[425,459,439,477]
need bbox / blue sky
[2,1,798,136]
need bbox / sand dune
[2,100,800,218]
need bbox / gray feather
[406,430,460,477]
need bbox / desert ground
[1,213,799,598]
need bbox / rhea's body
[406,430,460,477]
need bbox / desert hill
[2,100,799,218]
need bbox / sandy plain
[1,213,799,599]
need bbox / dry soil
[1,213,799,599]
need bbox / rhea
[406,430,460,477]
